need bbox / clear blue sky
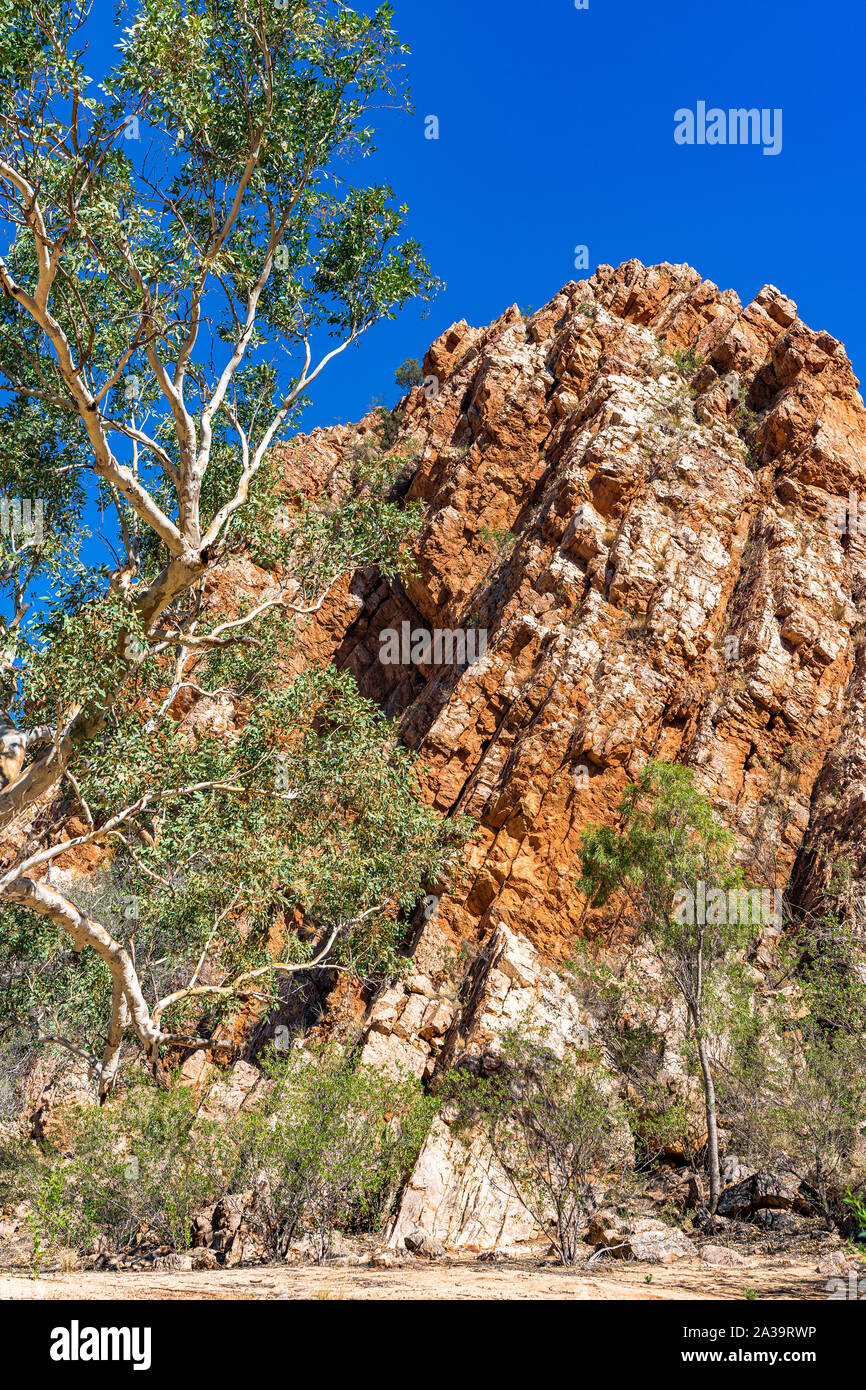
[295,0,863,426]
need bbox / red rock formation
[276,259,866,976]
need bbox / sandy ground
[0,1253,835,1300]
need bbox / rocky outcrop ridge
[9,259,866,1267]
[259,259,866,1246]
[282,260,866,977]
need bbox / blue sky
[295,0,863,426]
[72,0,866,432]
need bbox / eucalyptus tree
[0,0,460,1097]
[578,761,754,1212]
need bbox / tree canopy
[0,0,459,1098]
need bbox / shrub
[479,522,516,549]
[394,357,424,390]
[733,403,759,435]
[578,760,756,1212]
[568,952,704,1170]
[0,1135,42,1211]
[227,1045,438,1263]
[32,1083,229,1256]
[719,919,866,1228]
[672,347,705,377]
[446,1031,630,1265]
[26,1048,438,1265]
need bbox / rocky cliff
[281,258,866,955]
[30,258,866,1253]
[196,257,865,1248]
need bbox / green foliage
[32,1083,228,1255]
[394,357,423,390]
[844,1191,866,1242]
[0,0,436,634]
[22,1050,436,1265]
[0,0,439,685]
[446,1030,630,1265]
[734,403,760,435]
[234,429,424,584]
[672,347,705,377]
[567,949,703,1169]
[0,663,469,1059]
[0,0,459,1091]
[226,1043,437,1262]
[578,760,750,971]
[578,760,760,1207]
[479,522,515,550]
[0,1133,42,1210]
[719,918,866,1226]
[656,391,691,425]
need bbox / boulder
[816,1251,859,1277]
[403,1228,446,1259]
[753,1208,806,1234]
[191,1248,219,1271]
[369,1250,397,1268]
[585,1210,625,1247]
[721,1155,753,1187]
[716,1169,808,1219]
[152,1252,193,1272]
[590,1216,693,1264]
[388,1115,545,1252]
[388,925,629,1252]
[623,1220,694,1264]
[700,1244,753,1268]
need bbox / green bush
[394,357,424,390]
[446,1031,630,1265]
[26,1047,438,1266]
[33,1083,229,1256]
[733,403,759,435]
[0,1135,43,1211]
[672,347,704,377]
[578,760,755,1212]
[227,1045,438,1263]
[719,919,866,1228]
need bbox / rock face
[386,924,600,1251]
[14,259,866,1261]
[241,258,866,1249]
[287,258,866,967]
[388,1114,544,1252]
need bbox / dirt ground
[0,1252,836,1300]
